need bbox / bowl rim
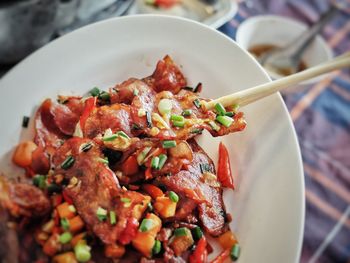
[0,14,305,262]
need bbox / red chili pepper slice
[79,97,96,131]
[189,237,208,263]
[118,217,139,245]
[210,248,230,263]
[217,142,234,189]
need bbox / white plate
[127,0,237,28]
[0,15,304,262]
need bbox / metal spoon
[259,5,338,76]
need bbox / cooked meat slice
[0,176,51,218]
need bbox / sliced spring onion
[74,242,91,262]
[152,240,162,255]
[68,205,76,213]
[59,232,72,244]
[120,197,131,203]
[168,191,179,203]
[98,91,110,101]
[158,99,173,115]
[151,156,160,169]
[157,154,167,170]
[215,102,226,115]
[208,120,220,131]
[162,140,177,149]
[116,131,129,139]
[174,227,188,237]
[200,163,211,173]
[137,146,152,165]
[96,207,108,221]
[133,89,139,96]
[172,120,185,128]
[61,155,75,170]
[193,99,201,109]
[98,158,109,165]
[216,115,233,128]
[33,175,46,189]
[139,218,154,232]
[182,109,192,116]
[102,134,118,141]
[109,211,116,225]
[146,111,153,128]
[80,142,93,152]
[170,114,184,122]
[22,116,30,128]
[61,218,70,231]
[190,128,203,134]
[90,87,100,97]
[225,111,234,117]
[192,226,203,240]
[230,243,241,261]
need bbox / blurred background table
[0,0,349,262]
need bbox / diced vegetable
[192,226,203,240]
[61,155,75,170]
[33,175,46,189]
[215,102,226,116]
[152,240,162,255]
[158,154,167,169]
[216,115,233,127]
[225,111,234,117]
[137,147,152,165]
[79,97,96,130]
[208,120,220,131]
[57,202,76,219]
[52,252,78,263]
[59,232,73,244]
[217,142,235,189]
[168,191,179,203]
[105,243,126,258]
[89,87,100,97]
[217,230,238,249]
[42,220,55,233]
[210,248,230,263]
[158,98,173,115]
[43,233,61,256]
[142,184,164,199]
[122,155,139,175]
[189,237,207,263]
[71,232,86,247]
[154,196,177,218]
[69,216,85,233]
[12,141,37,167]
[230,243,240,261]
[102,134,118,141]
[193,99,201,108]
[121,197,131,203]
[162,140,177,149]
[98,91,110,101]
[96,207,108,221]
[74,241,91,262]
[151,156,160,169]
[170,227,194,256]
[139,218,154,232]
[168,141,193,160]
[182,109,192,116]
[61,218,70,231]
[110,211,117,225]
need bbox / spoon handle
[203,52,350,110]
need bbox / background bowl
[0,15,304,262]
[236,15,333,86]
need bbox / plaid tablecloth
[219,1,350,262]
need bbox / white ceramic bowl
[236,15,333,86]
[0,15,304,262]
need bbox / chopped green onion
[152,240,162,255]
[121,197,131,203]
[74,242,91,262]
[116,131,129,139]
[22,116,30,128]
[151,156,160,169]
[174,227,188,237]
[61,218,70,231]
[98,91,110,101]
[158,99,173,115]
[170,114,184,122]
[200,163,211,173]
[139,218,154,232]
[59,232,72,244]
[33,175,46,189]
[172,120,185,128]
[158,154,167,170]
[96,207,108,221]
[208,120,220,131]
[162,140,177,149]
[109,211,116,225]
[103,134,118,141]
[190,128,203,134]
[80,142,93,152]
[98,158,109,165]
[192,226,203,240]
[61,155,75,170]
[168,191,179,203]
[193,99,201,109]
[90,87,100,97]
[182,109,192,116]
[216,115,233,128]
[225,111,234,117]
[230,243,241,261]
[69,205,76,213]
[215,102,226,115]
[137,146,152,165]
[146,111,153,128]
[133,89,139,96]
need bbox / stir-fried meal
[0,56,246,263]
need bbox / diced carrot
[42,219,55,233]
[35,230,49,246]
[217,230,238,250]
[71,232,86,247]
[56,202,75,219]
[142,184,164,199]
[43,233,61,256]
[105,243,126,258]
[132,196,151,220]
[132,232,155,258]
[154,196,177,218]
[122,156,139,176]
[170,228,194,256]
[12,141,37,167]
[145,213,162,236]
[52,252,78,263]
[69,215,85,233]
